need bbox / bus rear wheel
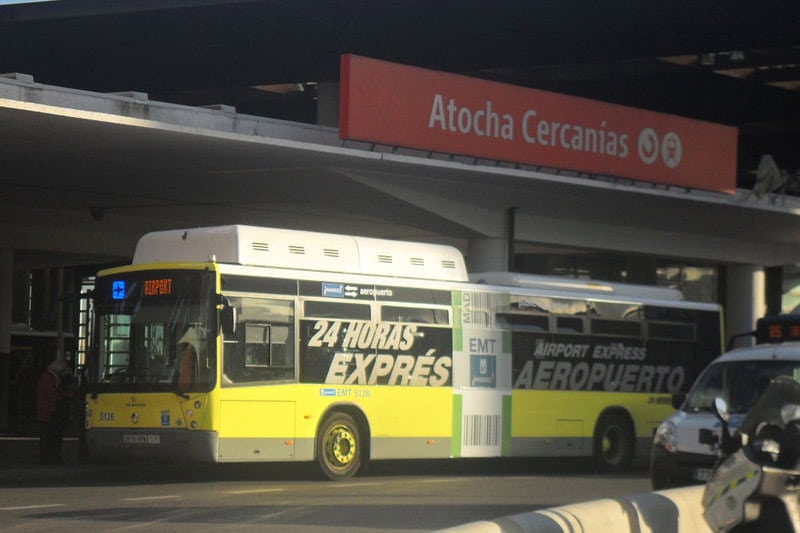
[317,412,362,481]
[594,413,634,471]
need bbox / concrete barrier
[438,486,712,533]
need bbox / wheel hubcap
[327,425,356,466]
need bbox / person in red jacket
[36,359,72,465]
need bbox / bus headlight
[654,420,678,453]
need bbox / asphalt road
[0,437,653,532]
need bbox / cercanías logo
[638,128,682,169]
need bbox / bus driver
[177,326,201,387]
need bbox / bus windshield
[91,269,217,393]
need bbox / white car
[651,338,800,490]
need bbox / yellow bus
[84,225,722,480]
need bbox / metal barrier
[438,486,711,533]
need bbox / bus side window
[590,318,641,337]
[244,323,270,366]
[269,325,292,366]
[556,316,583,334]
[222,297,295,385]
[380,305,449,325]
[304,300,371,320]
[496,313,549,332]
[222,338,243,385]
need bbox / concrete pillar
[316,82,339,128]
[725,264,765,347]
[467,238,508,273]
[765,266,784,315]
[0,248,12,430]
[466,207,516,274]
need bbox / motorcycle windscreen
[738,375,800,438]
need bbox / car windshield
[684,360,800,414]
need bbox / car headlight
[654,420,678,453]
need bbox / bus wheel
[317,412,361,481]
[594,413,634,471]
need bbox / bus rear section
[457,284,723,470]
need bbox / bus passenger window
[244,323,269,366]
[647,321,696,341]
[381,305,449,324]
[222,297,295,385]
[556,316,583,334]
[590,319,641,337]
[304,300,371,320]
[497,313,549,332]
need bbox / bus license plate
[123,434,161,445]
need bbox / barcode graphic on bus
[462,291,494,328]
[462,414,500,447]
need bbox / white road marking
[224,488,286,495]
[121,495,182,502]
[1,504,66,511]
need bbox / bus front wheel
[317,412,362,481]
[593,413,634,471]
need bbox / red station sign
[340,54,738,194]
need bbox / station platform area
[0,433,80,465]
[0,433,87,488]
[0,409,86,484]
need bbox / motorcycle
[700,375,800,532]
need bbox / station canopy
[0,0,798,269]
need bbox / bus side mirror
[221,302,237,335]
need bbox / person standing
[36,359,71,465]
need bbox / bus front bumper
[86,428,218,462]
